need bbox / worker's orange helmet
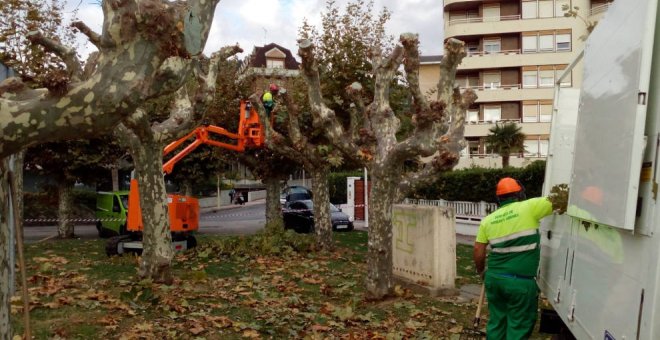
[496,177,523,196]
[581,186,603,205]
[269,83,279,92]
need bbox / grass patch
[11,230,550,339]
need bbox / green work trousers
[484,272,538,339]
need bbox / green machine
[95,191,129,237]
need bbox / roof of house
[420,55,443,64]
[247,43,300,70]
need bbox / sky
[64,0,444,60]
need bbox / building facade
[426,0,611,168]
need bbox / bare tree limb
[26,31,82,81]
[82,52,100,81]
[298,39,362,160]
[72,21,101,48]
[400,33,429,114]
[346,82,367,142]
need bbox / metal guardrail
[467,49,522,57]
[448,14,521,26]
[589,3,611,16]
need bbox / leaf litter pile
[12,232,490,339]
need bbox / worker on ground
[473,177,553,339]
[262,83,279,116]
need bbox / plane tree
[0,0,226,335]
[298,35,476,299]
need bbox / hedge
[328,171,364,204]
[412,161,546,203]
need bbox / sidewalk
[199,198,266,214]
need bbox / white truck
[539,0,660,338]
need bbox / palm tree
[485,122,526,167]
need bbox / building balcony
[464,120,551,137]
[462,85,555,102]
[458,50,576,70]
[446,16,582,39]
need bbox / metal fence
[403,198,497,217]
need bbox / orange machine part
[127,179,199,233]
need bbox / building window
[483,72,501,89]
[467,110,479,122]
[539,0,554,17]
[523,103,539,122]
[556,34,571,51]
[522,0,538,19]
[539,34,554,51]
[267,59,284,68]
[483,4,501,22]
[539,69,555,87]
[540,103,553,122]
[484,105,502,122]
[555,0,569,17]
[556,67,572,87]
[522,35,538,53]
[483,38,501,54]
[466,43,479,55]
[524,140,539,156]
[468,77,479,87]
[539,139,549,156]
[523,70,538,88]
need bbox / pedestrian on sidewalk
[473,177,553,339]
[229,188,235,204]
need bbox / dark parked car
[282,200,354,233]
[280,186,312,205]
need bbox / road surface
[23,202,268,243]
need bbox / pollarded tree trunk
[364,170,396,299]
[298,35,475,299]
[311,167,333,250]
[111,167,120,191]
[0,161,11,338]
[57,181,75,238]
[263,177,284,233]
[132,141,173,284]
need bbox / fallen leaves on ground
[11,235,487,339]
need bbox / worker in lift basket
[473,177,553,339]
[261,83,279,116]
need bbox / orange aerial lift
[107,100,267,256]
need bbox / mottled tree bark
[310,167,333,250]
[182,180,193,197]
[298,35,476,299]
[111,167,119,191]
[115,45,240,283]
[0,0,223,158]
[263,177,284,233]
[0,163,9,339]
[132,140,173,284]
[56,181,75,238]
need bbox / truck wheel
[106,235,131,257]
[186,235,197,249]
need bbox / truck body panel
[540,0,660,337]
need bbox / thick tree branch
[400,33,429,114]
[82,52,100,81]
[346,82,367,142]
[26,31,82,81]
[72,21,101,48]
[298,39,362,161]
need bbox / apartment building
[431,0,611,168]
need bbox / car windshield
[288,187,309,194]
[330,204,340,212]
